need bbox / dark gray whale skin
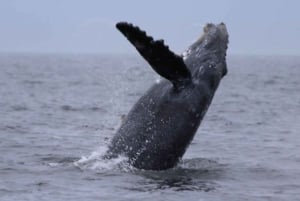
[105,22,229,170]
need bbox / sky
[0,0,299,55]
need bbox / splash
[74,146,130,171]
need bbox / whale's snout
[185,23,229,59]
[203,23,228,77]
[201,23,229,49]
[217,23,229,41]
[183,23,229,79]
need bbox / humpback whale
[105,22,229,170]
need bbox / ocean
[0,53,299,201]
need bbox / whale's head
[183,23,229,78]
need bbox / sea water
[0,53,299,201]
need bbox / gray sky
[1,0,299,55]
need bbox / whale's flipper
[116,22,191,89]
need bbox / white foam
[74,147,129,171]
[48,162,59,167]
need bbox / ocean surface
[0,53,299,201]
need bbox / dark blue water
[0,53,299,201]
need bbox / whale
[105,22,229,170]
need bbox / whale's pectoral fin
[116,22,192,89]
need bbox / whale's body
[105,22,229,170]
